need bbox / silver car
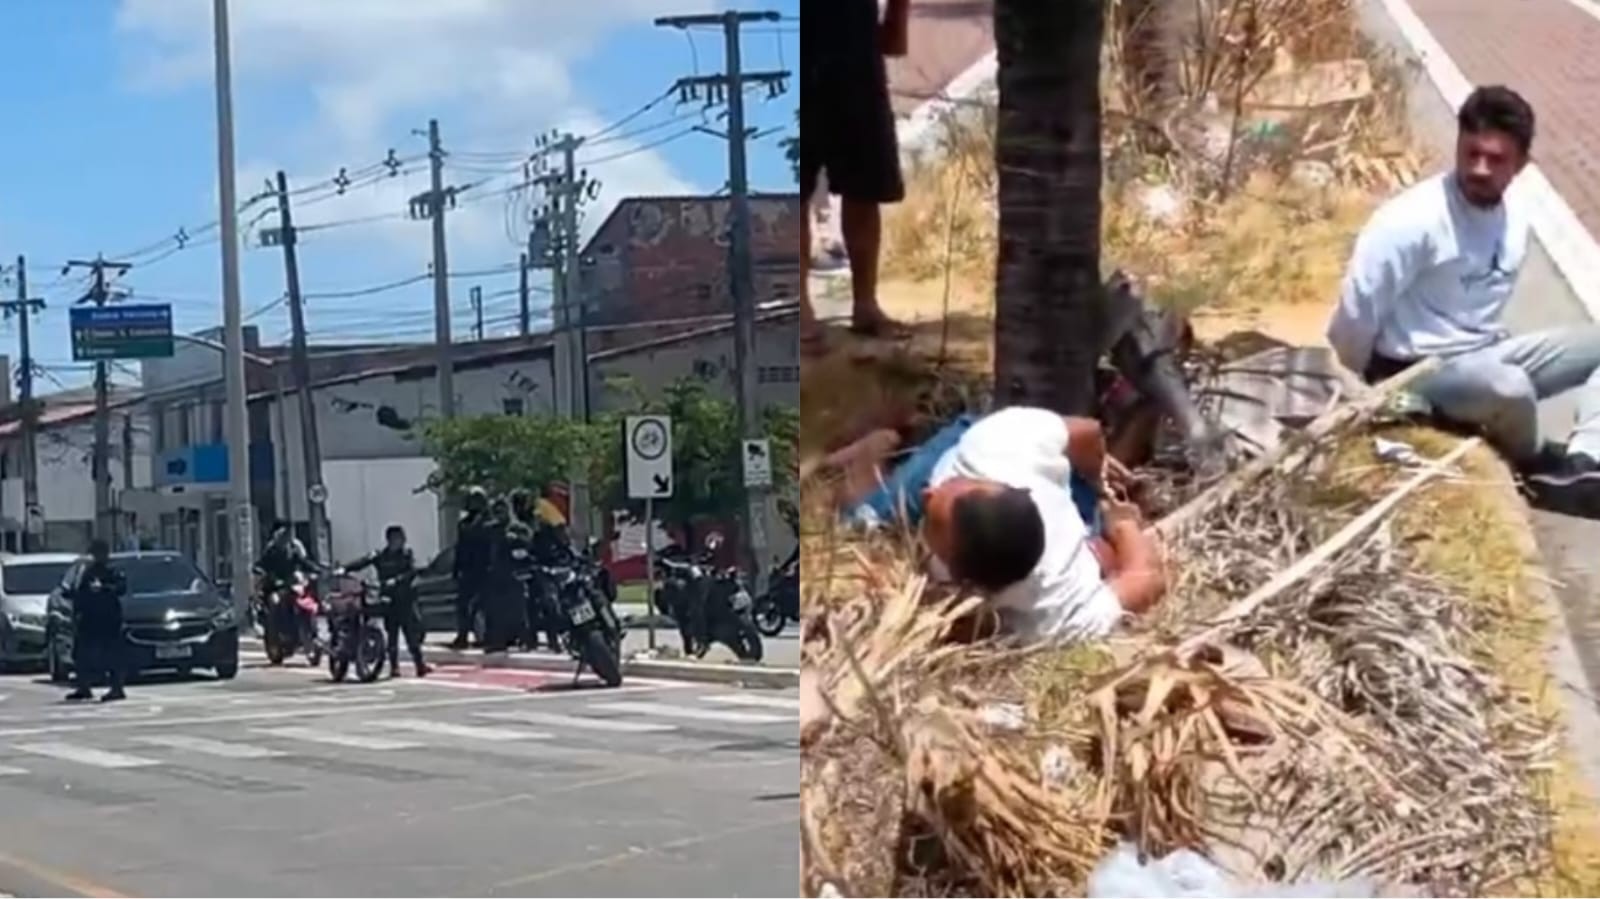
[0,552,79,670]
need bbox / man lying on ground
[825,406,1168,642]
[1327,84,1600,513]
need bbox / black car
[45,551,240,682]
[414,546,467,640]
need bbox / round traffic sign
[308,483,329,504]
[630,418,668,461]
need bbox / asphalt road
[0,651,798,898]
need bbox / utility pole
[470,285,484,341]
[410,118,458,420]
[2,257,45,550]
[263,170,331,564]
[65,256,131,543]
[657,9,788,578]
[528,131,600,538]
[213,0,254,601]
[121,414,134,546]
[517,251,531,338]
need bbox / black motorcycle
[753,553,798,637]
[252,569,322,668]
[656,534,763,662]
[321,572,390,683]
[521,541,625,687]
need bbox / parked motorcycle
[753,552,798,637]
[253,570,323,668]
[655,534,763,662]
[321,571,391,683]
[521,540,625,687]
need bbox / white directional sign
[742,438,772,488]
[625,415,673,499]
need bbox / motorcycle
[253,569,323,668]
[656,534,763,662]
[321,571,392,683]
[520,540,625,687]
[753,552,798,637]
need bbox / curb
[239,637,799,690]
[0,851,122,899]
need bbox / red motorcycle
[252,570,324,668]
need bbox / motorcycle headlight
[688,565,702,579]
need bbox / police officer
[342,525,429,678]
[66,539,129,703]
[480,497,525,654]
[450,487,491,649]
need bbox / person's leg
[800,97,829,356]
[848,414,979,528]
[102,638,125,700]
[451,581,473,648]
[1416,349,1540,462]
[384,600,402,675]
[68,627,94,699]
[1489,324,1600,460]
[400,595,427,675]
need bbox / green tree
[418,414,607,499]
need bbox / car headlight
[4,611,46,630]
[212,605,238,628]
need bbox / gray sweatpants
[1417,325,1600,462]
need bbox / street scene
[801,0,1600,896]
[0,1,799,897]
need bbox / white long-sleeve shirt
[1326,172,1528,374]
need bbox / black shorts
[801,0,905,204]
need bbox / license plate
[155,644,194,660]
[731,590,752,612]
[568,603,596,625]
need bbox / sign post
[625,416,673,652]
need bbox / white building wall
[324,457,443,564]
[0,416,154,547]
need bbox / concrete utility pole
[517,251,531,338]
[2,257,45,550]
[264,170,331,564]
[657,9,788,577]
[528,131,600,538]
[65,256,131,543]
[213,0,254,598]
[410,118,458,421]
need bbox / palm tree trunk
[993,0,1106,415]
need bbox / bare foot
[849,307,913,340]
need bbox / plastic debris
[978,702,1027,732]
[1087,842,1380,898]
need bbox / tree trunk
[993,0,1107,415]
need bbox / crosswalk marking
[366,719,552,742]
[257,727,423,751]
[131,734,286,759]
[0,764,27,776]
[474,710,676,733]
[701,694,799,712]
[593,700,792,725]
[14,742,161,769]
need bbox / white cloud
[116,0,700,265]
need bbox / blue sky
[0,0,799,391]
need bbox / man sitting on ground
[828,406,1168,642]
[1327,84,1600,512]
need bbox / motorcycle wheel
[753,596,786,637]
[354,625,387,683]
[732,617,764,663]
[263,624,286,666]
[304,620,323,668]
[578,627,623,688]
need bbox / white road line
[0,765,27,776]
[366,719,552,742]
[701,694,800,712]
[593,700,793,725]
[14,742,161,769]
[256,727,423,751]
[131,734,286,759]
[474,710,677,733]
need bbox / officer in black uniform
[450,487,491,649]
[342,525,429,678]
[66,539,129,703]
[479,497,526,654]
[510,489,561,651]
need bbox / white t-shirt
[1326,172,1528,374]
[928,407,1124,642]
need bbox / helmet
[464,486,488,512]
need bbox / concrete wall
[588,315,800,414]
[0,415,154,550]
[323,457,442,565]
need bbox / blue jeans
[848,414,1102,534]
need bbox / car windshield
[118,556,208,595]
[2,561,72,596]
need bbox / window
[758,365,799,384]
[2,561,72,596]
[502,397,525,416]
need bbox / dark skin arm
[1101,500,1166,615]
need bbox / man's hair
[87,538,109,556]
[946,486,1046,591]
[1458,85,1535,155]
[385,525,406,541]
